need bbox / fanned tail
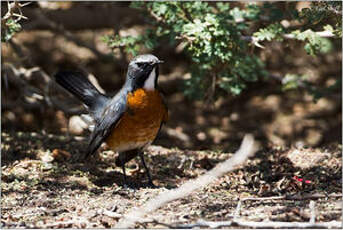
[55,70,109,119]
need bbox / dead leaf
[52,149,71,162]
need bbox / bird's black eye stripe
[136,62,146,68]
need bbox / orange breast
[105,89,168,152]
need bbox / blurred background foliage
[105,1,341,100]
[1,1,342,151]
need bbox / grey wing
[85,97,127,157]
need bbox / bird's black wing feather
[86,95,127,157]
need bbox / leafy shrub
[91,2,343,100]
[1,2,28,42]
[2,18,22,42]
[103,1,341,101]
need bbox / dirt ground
[1,3,342,228]
[1,131,341,228]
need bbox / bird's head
[126,54,164,91]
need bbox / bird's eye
[136,63,145,68]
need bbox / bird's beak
[155,60,164,64]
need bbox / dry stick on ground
[241,193,342,202]
[233,200,242,221]
[159,194,341,229]
[171,219,342,229]
[309,200,316,224]
[114,134,257,228]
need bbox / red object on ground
[293,176,312,184]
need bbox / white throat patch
[143,67,156,90]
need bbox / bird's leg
[116,150,139,188]
[119,156,130,188]
[121,164,128,186]
[139,152,155,187]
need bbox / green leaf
[230,7,245,22]
[254,23,284,41]
[216,2,230,12]
[2,18,22,42]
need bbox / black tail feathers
[55,70,108,115]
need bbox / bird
[55,54,168,187]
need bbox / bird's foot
[146,180,158,189]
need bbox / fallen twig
[309,200,316,224]
[172,219,342,229]
[285,193,342,200]
[233,200,241,221]
[97,209,122,219]
[241,195,286,202]
[114,134,257,228]
[240,193,342,202]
